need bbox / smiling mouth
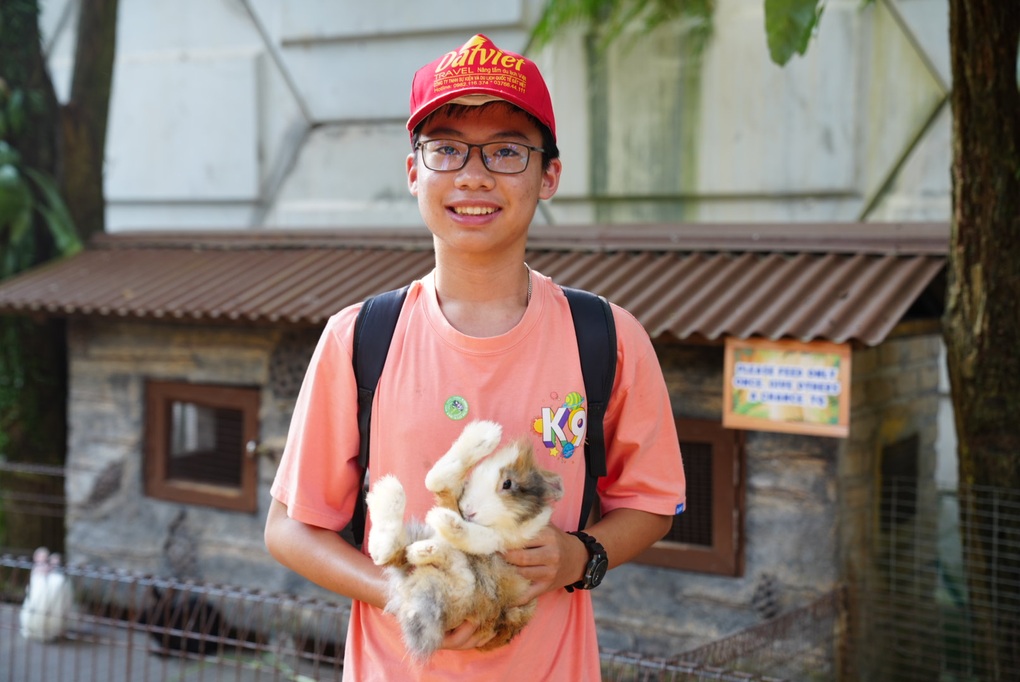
[452,206,497,216]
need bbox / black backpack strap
[348,285,409,545]
[563,287,617,531]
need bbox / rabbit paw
[454,420,503,465]
[366,475,407,565]
[426,507,466,541]
[366,475,405,522]
[425,420,503,492]
[406,539,441,565]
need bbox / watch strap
[565,531,607,592]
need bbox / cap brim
[407,89,554,137]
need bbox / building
[0,221,947,660]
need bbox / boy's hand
[502,525,584,603]
[440,618,494,651]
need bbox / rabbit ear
[542,471,565,502]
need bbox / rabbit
[20,547,74,642]
[366,419,564,662]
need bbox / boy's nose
[455,149,496,188]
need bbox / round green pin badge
[443,395,469,420]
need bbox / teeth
[454,206,496,215]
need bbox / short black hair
[410,101,559,170]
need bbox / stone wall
[838,333,942,679]
[64,319,320,596]
[838,332,942,588]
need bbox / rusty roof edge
[88,228,435,251]
[91,222,949,256]
[526,222,949,255]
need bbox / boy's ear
[539,158,562,201]
[407,152,419,196]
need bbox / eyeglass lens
[419,140,538,174]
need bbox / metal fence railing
[601,481,1020,681]
[0,459,67,555]
[1,554,348,682]
[601,589,844,682]
[848,481,1020,682]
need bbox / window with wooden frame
[636,417,745,576]
[145,380,260,513]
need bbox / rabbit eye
[501,479,513,490]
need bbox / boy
[265,34,686,681]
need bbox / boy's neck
[433,258,531,337]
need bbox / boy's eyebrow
[421,126,533,142]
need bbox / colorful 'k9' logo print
[533,390,586,460]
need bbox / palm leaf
[530,0,714,54]
[764,0,824,66]
[24,167,81,256]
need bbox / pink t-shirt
[271,270,686,681]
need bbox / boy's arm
[264,498,390,609]
[584,507,674,571]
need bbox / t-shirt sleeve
[270,306,364,531]
[598,305,687,517]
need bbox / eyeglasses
[415,139,544,174]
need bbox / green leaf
[530,0,604,48]
[36,203,81,257]
[7,196,32,245]
[2,209,34,278]
[6,88,25,136]
[24,167,81,256]
[0,141,20,166]
[530,0,715,55]
[764,0,824,66]
[0,163,32,232]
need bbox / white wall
[40,0,952,231]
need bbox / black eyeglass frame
[414,139,546,175]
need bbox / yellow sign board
[723,337,851,438]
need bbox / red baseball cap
[407,34,556,142]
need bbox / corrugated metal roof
[0,223,947,346]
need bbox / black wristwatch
[565,531,608,592]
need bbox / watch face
[588,556,609,587]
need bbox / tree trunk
[61,0,119,241]
[945,1,1020,678]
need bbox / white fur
[366,475,410,566]
[20,547,74,642]
[423,419,503,492]
[455,444,555,547]
[365,420,563,662]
